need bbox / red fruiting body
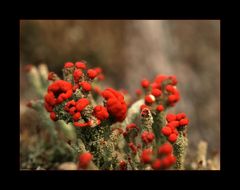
[119,160,127,170]
[93,67,102,74]
[172,129,179,135]
[151,89,162,97]
[141,149,152,163]
[141,131,155,144]
[169,75,177,85]
[167,154,176,165]
[158,143,173,155]
[78,152,93,169]
[154,75,168,84]
[179,118,189,126]
[44,102,53,112]
[73,112,81,121]
[156,105,164,112]
[165,85,175,93]
[64,62,74,68]
[161,127,172,136]
[151,82,160,89]
[166,113,176,122]
[140,104,149,111]
[168,133,178,143]
[74,121,92,128]
[135,89,142,96]
[79,81,92,92]
[69,107,77,115]
[97,74,105,81]
[161,156,171,168]
[151,159,162,170]
[126,123,139,132]
[64,100,76,111]
[75,61,86,69]
[48,72,55,81]
[147,132,155,141]
[169,121,180,128]
[87,69,97,79]
[76,98,89,112]
[141,79,150,88]
[101,88,127,122]
[128,142,137,154]
[176,113,186,120]
[50,112,57,121]
[145,95,155,104]
[73,69,82,83]
[44,80,73,110]
[93,105,109,121]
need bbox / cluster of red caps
[141,142,176,170]
[101,88,127,122]
[161,113,189,143]
[44,61,127,127]
[136,75,180,112]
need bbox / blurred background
[20,20,220,163]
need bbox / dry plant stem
[197,140,207,169]
[173,129,188,170]
[152,111,166,145]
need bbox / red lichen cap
[151,89,162,97]
[87,69,98,79]
[141,131,155,144]
[48,72,56,81]
[140,104,149,111]
[154,75,168,83]
[64,100,76,112]
[145,95,155,104]
[141,149,153,164]
[93,105,109,121]
[78,152,93,169]
[156,105,164,112]
[64,62,74,68]
[141,79,150,88]
[79,81,92,92]
[135,89,142,96]
[73,69,83,83]
[176,113,187,120]
[73,112,81,121]
[50,112,57,121]
[45,80,73,106]
[119,160,127,170]
[101,88,127,122]
[166,113,176,122]
[179,118,189,126]
[75,61,87,69]
[168,133,178,143]
[128,142,137,154]
[76,98,90,112]
[126,123,139,132]
[169,121,180,128]
[151,159,162,170]
[169,75,178,85]
[158,143,173,155]
[161,126,172,136]
[74,121,92,128]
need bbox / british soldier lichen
[26,60,190,170]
